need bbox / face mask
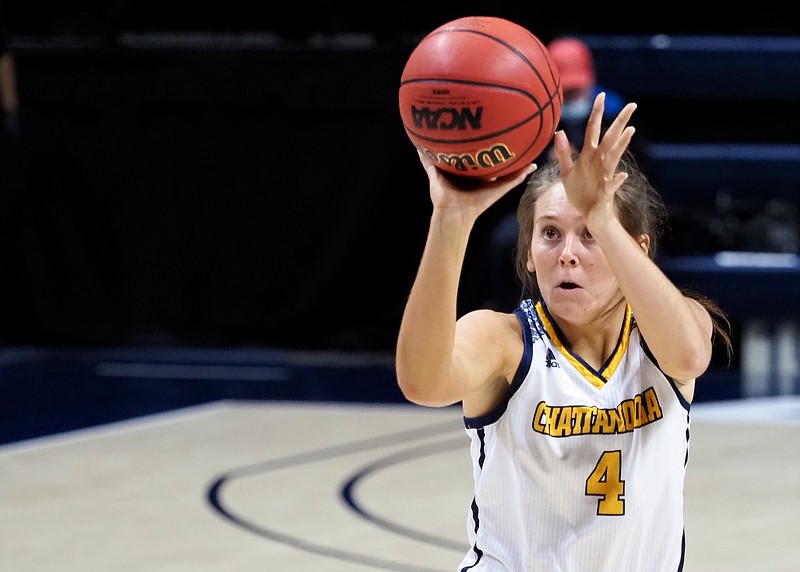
[560,97,592,122]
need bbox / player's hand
[553,92,636,219]
[418,150,536,218]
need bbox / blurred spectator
[547,37,627,159]
[0,0,20,139]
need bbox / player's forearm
[595,216,712,378]
[396,210,473,405]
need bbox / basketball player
[395,93,732,571]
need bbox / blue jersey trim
[463,306,533,429]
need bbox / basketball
[399,16,562,180]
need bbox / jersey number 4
[585,450,625,516]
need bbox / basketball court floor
[2,394,799,572]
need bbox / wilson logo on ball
[411,106,483,131]
[418,143,515,173]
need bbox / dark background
[5,2,800,38]
[0,3,799,444]
[1,3,798,354]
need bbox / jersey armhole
[640,332,691,412]
[463,308,535,429]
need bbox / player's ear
[638,234,650,255]
[526,252,535,273]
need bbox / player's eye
[542,227,559,240]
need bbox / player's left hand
[553,92,636,218]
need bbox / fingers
[505,162,538,187]
[417,149,445,186]
[553,129,574,174]
[601,102,637,173]
[585,98,637,175]
[606,125,636,171]
[582,94,637,156]
[478,162,537,193]
[582,92,607,150]
[603,101,637,146]
[417,149,434,169]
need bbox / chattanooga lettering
[532,387,663,437]
[411,105,482,130]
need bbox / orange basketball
[399,16,562,180]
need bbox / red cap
[548,37,595,91]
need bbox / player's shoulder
[459,308,522,341]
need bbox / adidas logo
[545,348,560,368]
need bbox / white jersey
[457,299,691,572]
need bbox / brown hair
[514,151,733,362]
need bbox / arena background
[1,4,798,441]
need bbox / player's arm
[555,94,713,385]
[395,154,533,407]
[592,213,714,385]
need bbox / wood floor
[2,396,799,572]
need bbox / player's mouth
[558,281,580,290]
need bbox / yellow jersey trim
[535,300,632,390]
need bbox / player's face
[526,183,622,325]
